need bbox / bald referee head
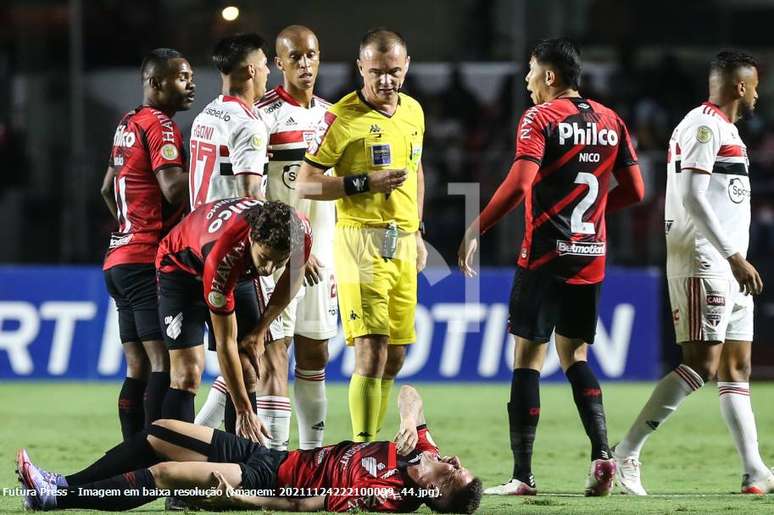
[357,28,410,110]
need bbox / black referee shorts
[104,263,162,343]
[157,272,264,351]
[209,429,287,490]
[508,267,601,344]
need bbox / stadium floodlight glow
[221,6,239,21]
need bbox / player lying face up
[155,199,312,443]
[16,386,481,513]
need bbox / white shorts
[668,276,754,343]
[258,266,339,341]
[254,278,285,342]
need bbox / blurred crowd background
[2,1,774,317]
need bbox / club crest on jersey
[160,143,179,160]
[558,122,618,146]
[696,125,713,144]
[555,240,606,256]
[370,144,392,166]
[308,112,336,155]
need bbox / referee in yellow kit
[297,28,427,441]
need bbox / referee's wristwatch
[418,221,426,237]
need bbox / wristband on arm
[344,174,370,196]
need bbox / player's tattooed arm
[100,166,118,221]
[395,385,426,455]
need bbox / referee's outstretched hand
[369,169,407,194]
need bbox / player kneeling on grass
[155,198,311,444]
[16,385,482,513]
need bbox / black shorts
[104,264,162,343]
[209,429,287,490]
[508,267,601,344]
[157,272,263,350]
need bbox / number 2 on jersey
[571,172,598,235]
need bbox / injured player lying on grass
[15,385,482,513]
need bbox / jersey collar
[221,95,256,115]
[275,86,317,108]
[703,101,731,123]
[357,89,400,118]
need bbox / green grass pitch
[2,382,774,513]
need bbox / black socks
[65,431,157,487]
[58,468,158,510]
[144,372,170,428]
[565,361,610,460]
[508,368,540,485]
[118,377,146,440]
[161,388,195,423]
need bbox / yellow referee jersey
[304,90,425,232]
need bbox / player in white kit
[613,51,773,495]
[189,35,269,207]
[184,33,285,443]
[196,26,337,451]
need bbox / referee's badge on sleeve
[410,142,422,161]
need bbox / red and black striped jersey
[103,106,186,270]
[277,425,440,512]
[514,97,638,284]
[156,198,312,314]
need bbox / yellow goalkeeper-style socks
[376,378,395,436]
[349,374,381,442]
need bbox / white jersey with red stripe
[188,95,268,209]
[665,102,751,279]
[254,86,338,340]
[255,86,335,247]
